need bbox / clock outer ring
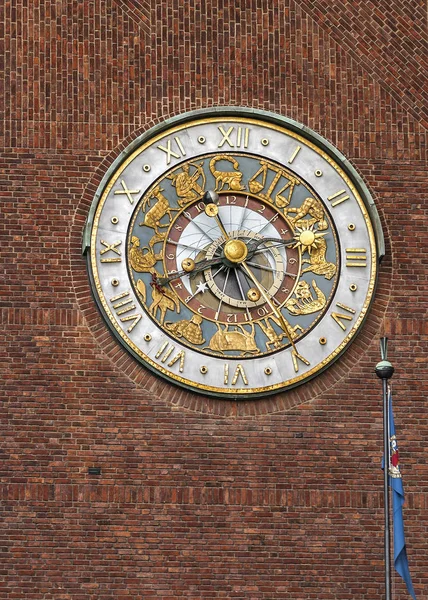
[83,108,384,398]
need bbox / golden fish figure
[136,279,146,303]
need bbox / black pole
[375,337,395,600]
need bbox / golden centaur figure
[167,162,206,206]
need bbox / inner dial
[204,230,285,309]
[164,193,301,324]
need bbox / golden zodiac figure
[205,323,259,356]
[128,236,181,325]
[167,162,206,206]
[129,236,162,272]
[248,160,299,208]
[130,236,163,303]
[258,317,287,350]
[164,314,206,345]
[284,280,327,316]
[139,185,179,234]
[149,281,181,325]
[301,236,337,280]
[136,279,147,303]
[209,155,245,191]
[258,316,303,350]
[287,196,328,231]
[148,231,167,251]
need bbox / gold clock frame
[83,108,384,398]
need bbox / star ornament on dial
[84,108,384,398]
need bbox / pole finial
[380,337,388,361]
[376,338,394,380]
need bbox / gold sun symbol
[292,222,327,254]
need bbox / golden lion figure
[301,237,337,280]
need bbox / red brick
[1,1,427,598]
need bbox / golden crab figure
[292,222,327,254]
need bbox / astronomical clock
[83,108,384,398]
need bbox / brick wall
[1,1,427,598]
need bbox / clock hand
[215,213,230,240]
[159,231,295,288]
[240,261,297,351]
[214,267,231,320]
[202,190,231,241]
[157,254,224,285]
[204,203,231,240]
[159,239,295,286]
[158,191,228,287]
[202,191,295,251]
[234,269,252,321]
[246,236,295,258]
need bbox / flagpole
[375,337,395,600]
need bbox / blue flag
[388,391,417,599]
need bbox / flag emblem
[389,434,401,479]
[387,391,417,599]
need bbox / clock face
[85,109,381,397]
